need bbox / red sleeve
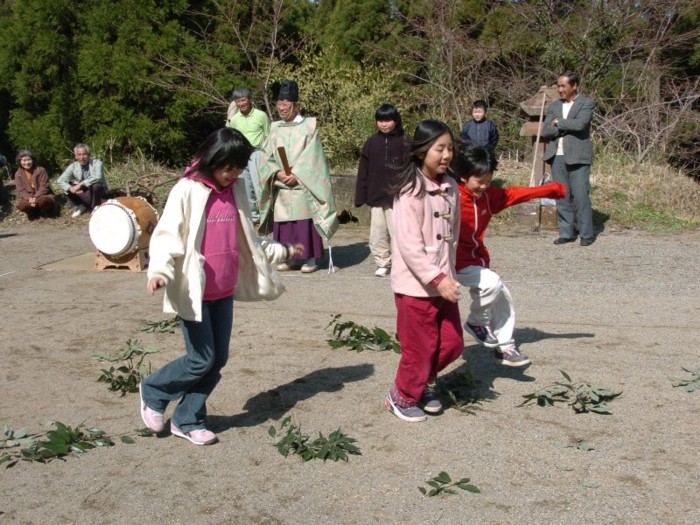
[500,182,566,210]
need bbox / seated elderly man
[57,143,108,218]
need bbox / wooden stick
[277,147,292,175]
[529,88,548,187]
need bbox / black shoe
[553,237,577,245]
[580,238,595,246]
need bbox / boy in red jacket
[453,144,566,367]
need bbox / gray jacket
[57,159,108,192]
[542,95,595,165]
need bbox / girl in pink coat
[385,120,463,422]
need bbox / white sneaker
[375,267,390,277]
[300,263,318,273]
[71,205,87,218]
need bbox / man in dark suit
[542,72,596,246]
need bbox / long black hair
[375,103,404,136]
[184,128,254,180]
[389,119,454,197]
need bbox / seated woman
[14,149,57,219]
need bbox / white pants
[369,205,393,269]
[456,266,515,348]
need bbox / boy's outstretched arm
[500,182,567,210]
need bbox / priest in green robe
[258,80,338,273]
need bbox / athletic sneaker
[170,423,218,446]
[385,394,427,422]
[300,263,318,273]
[464,322,499,348]
[374,267,390,277]
[139,383,164,433]
[420,387,443,414]
[71,204,87,218]
[495,344,531,367]
[276,262,300,271]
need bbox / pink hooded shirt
[191,172,239,300]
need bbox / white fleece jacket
[147,177,292,322]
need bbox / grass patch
[489,155,700,233]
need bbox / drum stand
[94,248,149,272]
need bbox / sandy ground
[0,218,699,525]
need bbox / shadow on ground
[436,327,595,409]
[330,241,370,269]
[210,363,374,430]
[513,327,594,345]
[593,208,610,235]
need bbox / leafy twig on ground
[1,426,40,449]
[437,369,483,415]
[268,416,361,462]
[326,314,400,353]
[140,316,180,333]
[94,338,160,396]
[418,471,481,497]
[1,422,154,468]
[519,370,622,414]
[445,390,482,415]
[556,439,595,451]
[669,367,700,392]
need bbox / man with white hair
[57,143,108,218]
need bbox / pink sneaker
[139,383,164,433]
[170,423,218,446]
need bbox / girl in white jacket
[140,128,301,445]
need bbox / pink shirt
[195,176,239,300]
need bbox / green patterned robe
[258,117,338,240]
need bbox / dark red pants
[393,293,464,405]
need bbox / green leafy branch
[557,439,595,452]
[326,314,400,353]
[669,367,700,392]
[1,426,40,449]
[519,370,622,414]
[418,471,481,497]
[268,416,361,462]
[438,369,483,415]
[94,338,160,396]
[1,422,153,468]
[140,316,180,333]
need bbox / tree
[309,0,401,64]
[0,0,81,167]
[0,0,214,169]
[154,0,314,119]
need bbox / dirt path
[1,221,698,524]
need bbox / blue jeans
[141,296,233,432]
